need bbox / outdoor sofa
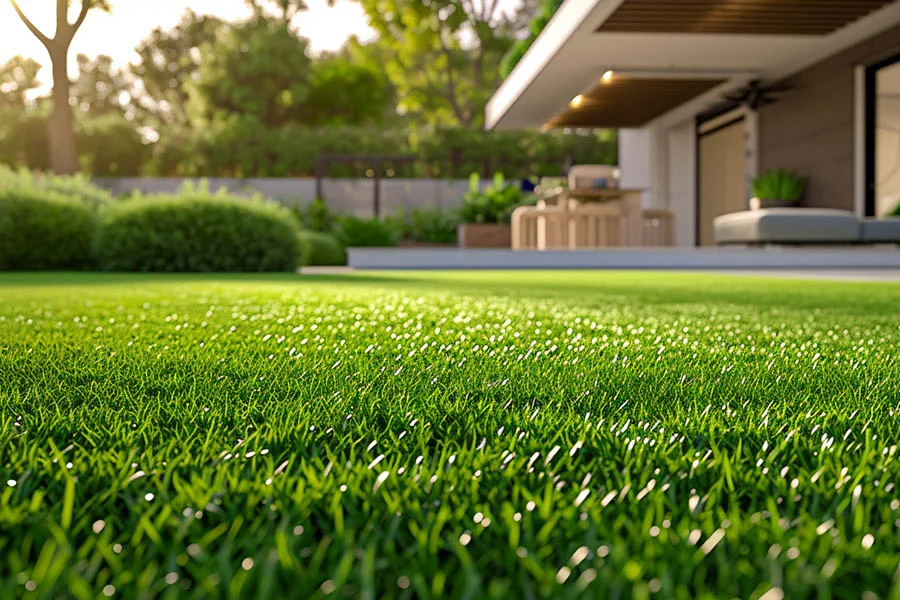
[714,208,900,246]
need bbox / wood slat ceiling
[547,77,725,129]
[596,0,896,36]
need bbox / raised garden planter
[458,224,512,248]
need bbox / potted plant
[750,169,805,210]
[457,172,523,248]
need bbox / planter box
[458,224,512,248]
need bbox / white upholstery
[714,208,861,244]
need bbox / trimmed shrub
[334,215,399,247]
[95,193,301,272]
[0,187,96,270]
[0,165,114,210]
[297,230,347,266]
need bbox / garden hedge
[0,186,96,270]
[297,230,347,266]
[95,193,301,272]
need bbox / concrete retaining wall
[92,177,517,217]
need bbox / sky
[0,0,377,88]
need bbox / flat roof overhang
[486,0,900,131]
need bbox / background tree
[0,55,42,110]
[9,0,111,174]
[185,19,313,128]
[356,0,522,127]
[71,54,131,117]
[305,55,390,125]
[129,11,224,128]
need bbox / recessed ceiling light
[570,94,584,108]
[602,70,615,82]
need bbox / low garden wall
[91,177,520,217]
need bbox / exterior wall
[666,120,698,247]
[92,177,500,218]
[759,23,900,211]
[618,129,653,208]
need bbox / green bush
[459,172,526,224]
[299,197,336,233]
[95,191,301,272]
[0,165,113,210]
[387,205,459,244]
[891,200,900,216]
[334,215,399,247]
[297,230,347,266]
[0,187,96,270]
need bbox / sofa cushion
[714,208,861,244]
[860,218,900,243]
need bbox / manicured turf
[1,271,899,599]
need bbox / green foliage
[306,56,391,126]
[0,186,96,270]
[0,55,42,110]
[500,0,565,79]
[296,197,337,233]
[71,54,131,117]
[77,113,149,177]
[129,10,225,127]
[1,271,900,597]
[186,19,312,128]
[892,201,900,216]
[460,173,526,224]
[334,215,399,247]
[751,170,806,201]
[357,0,521,127]
[147,125,616,179]
[296,230,347,266]
[386,205,459,244]
[0,164,114,210]
[95,191,301,272]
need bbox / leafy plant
[334,215,399,247]
[95,191,301,272]
[752,169,806,201]
[297,230,347,266]
[459,172,525,224]
[386,205,459,244]
[0,186,96,270]
[0,165,114,211]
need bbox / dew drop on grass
[103,585,115,597]
[459,532,471,546]
[92,520,105,534]
[862,534,875,550]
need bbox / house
[486,0,900,247]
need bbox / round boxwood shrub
[297,230,347,266]
[95,194,302,272]
[0,187,96,270]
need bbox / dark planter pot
[457,224,512,248]
[399,241,457,248]
[750,198,799,210]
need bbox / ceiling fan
[723,79,792,111]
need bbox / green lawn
[1,271,899,599]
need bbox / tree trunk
[47,46,79,175]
